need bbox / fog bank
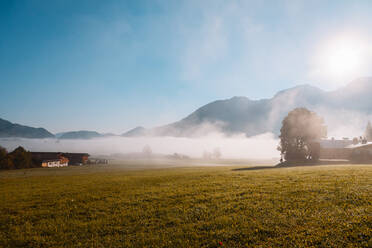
[0,132,279,159]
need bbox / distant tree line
[0,146,35,170]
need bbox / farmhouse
[319,138,353,160]
[32,152,69,167]
[41,159,68,168]
[31,152,89,167]
[62,153,90,165]
[319,138,372,162]
[346,143,372,162]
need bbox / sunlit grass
[0,164,371,247]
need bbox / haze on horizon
[1,0,372,134]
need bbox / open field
[0,163,371,247]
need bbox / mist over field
[0,132,279,159]
[1,108,371,160]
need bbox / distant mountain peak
[148,78,372,137]
[59,130,103,139]
[0,118,54,138]
[274,84,323,97]
[229,96,250,101]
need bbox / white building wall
[47,161,60,167]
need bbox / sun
[313,34,369,82]
[325,39,362,78]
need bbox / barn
[319,138,353,160]
[62,153,89,165]
[319,138,372,162]
[31,152,89,167]
[41,159,68,168]
[31,152,69,167]
[346,143,372,162]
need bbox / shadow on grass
[232,160,351,171]
[232,166,277,171]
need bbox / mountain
[2,77,372,139]
[133,77,372,137]
[58,131,103,139]
[0,118,54,138]
[122,126,147,137]
[145,84,327,137]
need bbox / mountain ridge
[145,77,372,137]
[58,130,104,139]
[2,77,372,139]
[0,118,54,138]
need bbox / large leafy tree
[279,108,326,162]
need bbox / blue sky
[1,0,372,133]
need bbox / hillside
[58,131,103,139]
[0,118,54,139]
[122,126,147,137]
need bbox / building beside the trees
[41,159,68,168]
[319,138,353,160]
[31,152,89,167]
[319,138,372,162]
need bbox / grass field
[0,163,371,247]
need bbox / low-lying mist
[0,132,279,160]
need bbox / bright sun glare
[319,35,368,80]
[326,40,362,77]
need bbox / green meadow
[0,163,371,247]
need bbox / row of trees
[0,146,34,170]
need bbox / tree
[203,151,211,160]
[278,108,327,162]
[142,145,152,158]
[0,146,9,170]
[8,146,33,169]
[213,148,222,159]
[365,121,372,141]
[0,146,14,170]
